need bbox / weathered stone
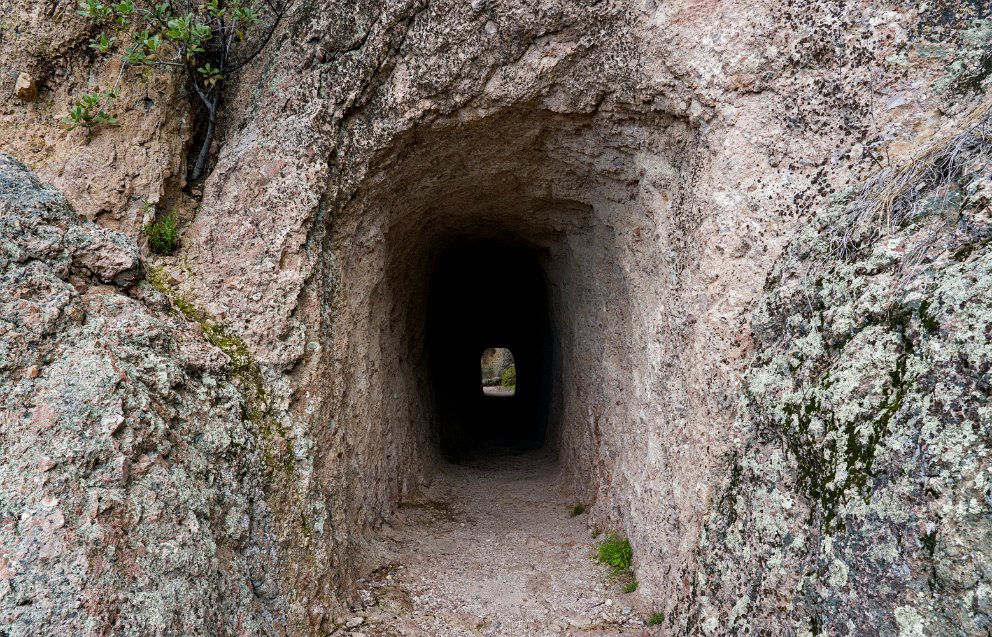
[0,154,282,635]
[688,108,992,635]
[14,72,36,101]
[0,3,191,238]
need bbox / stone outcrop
[687,105,992,635]
[0,155,283,635]
[0,0,991,635]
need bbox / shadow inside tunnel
[426,238,557,461]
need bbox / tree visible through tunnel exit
[481,347,516,397]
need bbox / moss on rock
[145,266,295,477]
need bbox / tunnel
[316,107,697,603]
[425,238,557,460]
[325,107,648,510]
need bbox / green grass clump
[570,503,587,517]
[144,213,180,255]
[621,580,638,593]
[596,535,633,571]
[647,612,664,626]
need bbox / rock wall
[0,0,192,236]
[0,155,286,635]
[686,105,992,635]
[1,0,991,635]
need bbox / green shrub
[500,363,516,388]
[144,213,180,255]
[621,580,638,593]
[63,89,119,138]
[69,0,289,178]
[596,535,633,571]
[570,503,586,517]
[647,612,664,626]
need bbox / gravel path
[333,453,657,636]
[482,385,515,397]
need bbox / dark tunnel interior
[426,238,557,460]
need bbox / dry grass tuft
[830,97,992,269]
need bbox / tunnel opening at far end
[426,238,556,461]
[481,347,516,397]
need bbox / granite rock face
[0,154,281,636]
[0,0,991,635]
[689,110,992,635]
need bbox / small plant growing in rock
[647,612,664,626]
[596,535,637,592]
[596,536,632,571]
[570,503,586,517]
[63,88,120,138]
[143,212,180,254]
[70,0,290,179]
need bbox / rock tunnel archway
[319,105,707,607]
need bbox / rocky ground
[332,453,658,637]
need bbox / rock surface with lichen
[0,154,283,635]
[687,109,992,635]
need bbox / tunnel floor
[335,453,652,636]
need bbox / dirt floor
[332,453,660,636]
[482,386,515,397]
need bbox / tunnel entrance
[426,239,556,460]
[319,107,693,623]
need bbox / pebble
[346,616,364,628]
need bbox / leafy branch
[70,0,290,179]
[64,88,120,137]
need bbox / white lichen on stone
[894,606,925,637]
